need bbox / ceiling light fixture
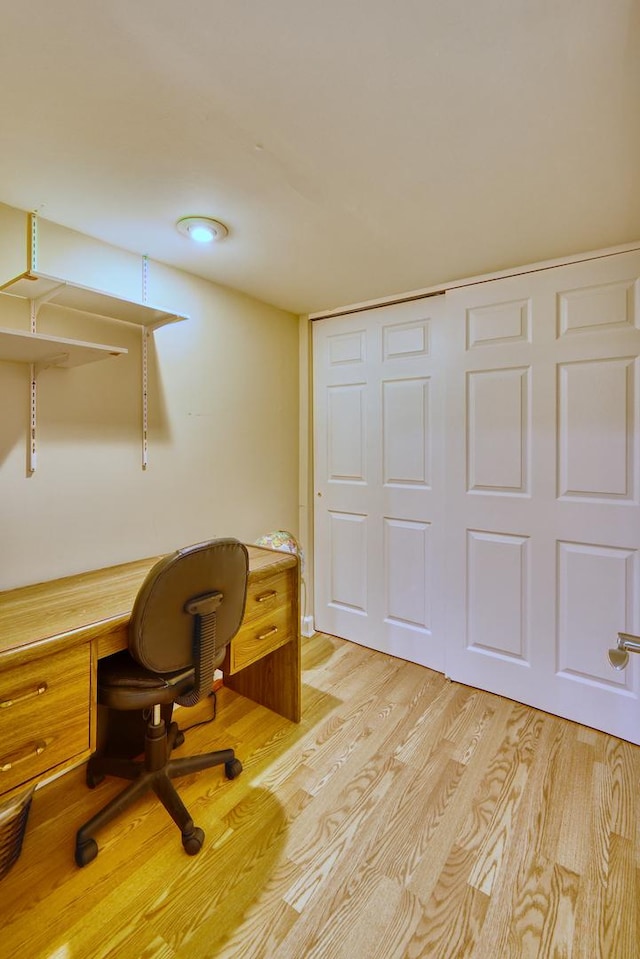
[176,216,228,243]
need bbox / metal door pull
[608,632,640,670]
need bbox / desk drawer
[229,606,293,673]
[0,644,90,795]
[229,571,294,674]
[241,570,294,627]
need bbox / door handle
[608,632,640,670]
[0,740,47,773]
[0,682,48,709]
[255,590,278,604]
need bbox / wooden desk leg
[224,637,301,723]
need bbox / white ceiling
[1,1,638,315]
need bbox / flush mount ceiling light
[176,216,228,243]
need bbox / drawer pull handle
[256,590,278,603]
[257,626,278,641]
[0,739,47,773]
[0,682,48,709]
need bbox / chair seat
[98,650,195,710]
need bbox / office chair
[74,538,248,867]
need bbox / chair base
[74,718,242,867]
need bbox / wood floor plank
[406,699,514,904]
[602,833,637,959]
[469,718,580,958]
[1,631,639,959]
[411,843,491,959]
[519,717,571,868]
[605,736,637,842]
[279,870,406,959]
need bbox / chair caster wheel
[86,767,105,789]
[225,758,243,780]
[174,730,185,748]
[75,838,98,867]
[182,826,204,856]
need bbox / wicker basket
[0,786,34,880]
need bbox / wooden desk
[0,545,300,800]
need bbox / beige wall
[0,204,299,590]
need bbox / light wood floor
[2,632,639,959]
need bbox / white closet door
[313,296,446,670]
[444,252,640,744]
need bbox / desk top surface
[0,545,295,662]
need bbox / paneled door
[313,296,447,670]
[444,252,640,744]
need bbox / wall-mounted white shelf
[0,270,187,330]
[0,326,127,370]
[0,211,189,473]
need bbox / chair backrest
[129,538,249,675]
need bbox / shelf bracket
[34,353,70,375]
[32,281,67,319]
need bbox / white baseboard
[301,614,315,637]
